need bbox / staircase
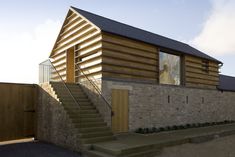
[50,82,115,147]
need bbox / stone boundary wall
[37,83,81,152]
[101,79,235,131]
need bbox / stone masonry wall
[37,83,81,152]
[101,79,235,131]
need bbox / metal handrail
[75,63,112,111]
[48,59,81,109]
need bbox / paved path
[0,141,81,157]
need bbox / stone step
[58,94,88,100]
[84,150,114,157]
[71,117,104,123]
[65,109,97,115]
[79,131,113,138]
[121,144,156,156]
[69,113,101,118]
[51,83,82,89]
[80,105,96,110]
[82,135,115,144]
[78,126,110,133]
[124,149,161,157]
[54,89,84,95]
[93,143,160,157]
[61,100,92,105]
[74,122,107,128]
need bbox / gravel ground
[0,141,81,157]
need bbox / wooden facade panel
[185,67,219,77]
[102,49,157,66]
[186,83,216,89]
[186,72,219,82]
[102,32,156,53]
[102,64,157,78]
[185,55,219,88]
[102,56,157,72]
[101,32,158,82]
[57,23,91,45]
[185,62,218,72]
[51,9,100,56]
[103,72,157,82]
[185,55,219,68]
[102,41,157,59]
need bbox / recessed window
[159,52,181,85]
[202,60,209,73]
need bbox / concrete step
[74,122,107,128]
[69,113,101,118]
[93,143,160,157]
[124,149,160,157]
[66,110,98,115]
[71,117,104,123]
[58,95,88,100]
[82,136,115,144]
[51,83,82,89]
[79,131,113,138]
[78,126,110,133]
[84,150,114,157]
[54,89,84,95]
[61,100,91,105]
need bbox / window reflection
[159,52,181,85]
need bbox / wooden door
[111,89,129,133]
[66,47,75,83]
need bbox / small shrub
[186,124,191,128]
[135,128,143,133]
[172,125,178,130]
[152,127,157,132]
[159,127,165,131]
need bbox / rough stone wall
[36,83,80,152]
[101,79,235,131]
[79,79,112,126]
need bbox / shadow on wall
[79,81,112,127]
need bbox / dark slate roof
[218,75,235,92]
[71,7,221,63]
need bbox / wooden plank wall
[184,55,219,89]
[50,10,101,82]
[0,83,37,142]
[101,32,158,82]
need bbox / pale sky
[0,0,235,83]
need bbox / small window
[159,52,181,85]
[202,60,209,73]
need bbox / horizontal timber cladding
[184,55,220,89]
[50,9,101,83]
[51,51,67,81]
[101,32,159,82]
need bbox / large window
[159,52,181,85]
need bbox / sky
[0,0,235,83]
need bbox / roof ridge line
[71,6,188,46]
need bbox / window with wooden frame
[159,52,181,85]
